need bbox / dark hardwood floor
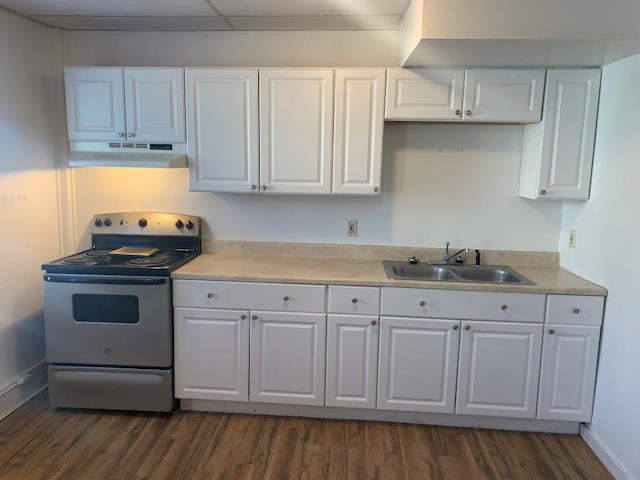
[0,392,612,480]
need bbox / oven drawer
[173,280,326,312]
[48,365,174,412]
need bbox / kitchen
[0,0,638,478]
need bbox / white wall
[559,55,640,479]
[64,31,562,253]
[0,10,64,416]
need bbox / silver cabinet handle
[573,308,581,314]
[128,132,136,138]
[240,315,247,320]
[373,186,379,192]
[351,298,358,304]
[251,184,257,191]
[283,296,290,302]
[251,315,258,321]
[464,325,471,331]
[465,110,472,116]
[419,300,426,307]
[548,329,555,335]
[540,189,547,196]
[501,304,508,311]
[207,293,214,299]
[453,325,459,331]
[117,132,126,138]
[261,185,268,191]
[371,320,377,326]
[455,109,462,117]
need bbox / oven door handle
[43,274,168,285]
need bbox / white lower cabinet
[537,324,600,422]
[173,280,326,406]
[326,314,379,409]
[250,311,326,406]
[378,316,460,413]
[174,308,249,401]
[456,321,543,418]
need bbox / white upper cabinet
[65,67,125,142]
[520,69,601,200]
[186,69,259,192]
[65,67,185,143]
[332,69,385,195]
[259,69,334,194]
[385,68,544,123]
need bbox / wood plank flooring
[0,392,612,480]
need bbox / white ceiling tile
[33,16,233,31]
[1,0,218,16]
[211,0,409,17]
[227,15,400,31]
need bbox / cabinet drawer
[381,288,545,323]
[173,280,326,312]
[328,286,380,315]
[545,295,604,326]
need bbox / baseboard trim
[580,424,633,480]
[182,399,580,434]
[0,361,48,421]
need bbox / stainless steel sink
[385,263,457,281]
[382,261,535,285]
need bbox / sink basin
[382,261,535,285]
[386,263,457,281]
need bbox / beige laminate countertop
[172,253,607,296]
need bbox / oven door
[43,274,172,367]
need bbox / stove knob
[103,217,112,227]
[175,219,184,229]
[94,218,103,227]
[138,218,148,228]
[185,220,194,230]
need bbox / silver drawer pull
[548,329,555,335]
[352,298,358,304]
[573,308,581,314]
[500,304,508,311]
[453,325,459,331]
[207,293,214,299]
[370,320,377,326]
[252,315,258,321]
[419,300,426,307]
[240,315,247,320]
[283,296,290,302]
[464,325,471,331]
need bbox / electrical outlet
[346,220,358,237]
[568,230,577,249]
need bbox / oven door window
[72,294,139,324]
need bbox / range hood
[68,142,187,168]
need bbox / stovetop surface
[42,247,200,276]
[42,212,202,277]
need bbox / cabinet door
[378,316,460,413]
[174,308,249,401]
[520,69,601,200]
[186,69,259,192]
[333,69,385,195]
[64,67,125,142]
[456,321,543,418]
[463,69,545,122]
[124,68,185,143]
[385,68,464,121]
[537,325,600,422]
[250,311,326,406]
[326,314,379,409]
[259,69,333,194]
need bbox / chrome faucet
[443,241,469,263]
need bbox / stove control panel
[90,212,201,237]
